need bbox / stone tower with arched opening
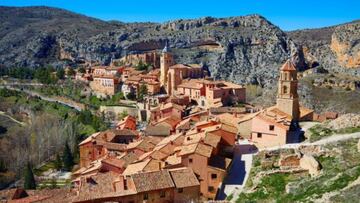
[276,59,300,121]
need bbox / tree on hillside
[62,142,74,171]
[0,159,7,173]
[54,154,62,171]
[137,84,148,101]
[66,68,76,77]
[135,60,149,71]
[24,162,36,189]
[78,67,86,74]
[56,69,65,80]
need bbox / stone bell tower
[160,41,174,90]
[276,59,300,121]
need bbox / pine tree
[62,142,74,171]
[54,154,62,171]
[24,162,36,189]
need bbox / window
[269,125,275,131]
[208,186,215,192]
[160,190,166,198]
[283,85,288,94]
[211,173,217,180]
[178,188,183,193]
[189,158,193,164]
[257,133,262,138]
[143,193,148,200]
[124,179,128,190]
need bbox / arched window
[283,85,288,94]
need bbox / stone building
[176,78,246,108]
[276,60,300,121]
[160,42,174,88]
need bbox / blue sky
[0,0,359,31]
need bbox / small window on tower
[283,86,288,94]
[257,133,262,138]
[269,125,275,131]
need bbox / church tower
[276,59,300,121]
[160,41,174,89]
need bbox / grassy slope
[236,139,360,203]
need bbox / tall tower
[160,41,174,89]
[276,59,300,121]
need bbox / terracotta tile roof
[169,168,200,188]
[79,132,100,146]
[178,143,212,157]
[73,159,103,176]
[281,59,297,71]
[118,152,139,166]
[159,117,181,129]
[131,170,175,193]
[156,133,184,147]
[204,132,221,148]
[25,188,77,203]
[300,106,314,118]
[75,172,119,202]
[256,107,292,130]
[96,141,127,151]
[101,157,126,169]
[165,155,182,166]
[209,107,246,114]
[176,118,191,131]
[122,159,151,175]
[144,125,171,137]
[150,150,169,160]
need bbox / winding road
[0,85,84,111]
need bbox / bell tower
[160,41,174,89]
[276,59,300,121]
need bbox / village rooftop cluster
[1,43,328,203]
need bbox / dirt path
[0,111,26,126]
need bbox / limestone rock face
[288,20,360,77]
[358,139,360,152]
[331,23,360,69]
[0,7,304,88]
[299,154,321,177]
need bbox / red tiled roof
[281,60,297,71]
[131,170,175,192]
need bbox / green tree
[56,69,65,80]
[54,154,62,171]
[118,110,128,120]
[137,84,148,101]
[34,67,56,84]
[50,178,58,189]
[24,162,36,189]
[135,60,149,71]
[78,67,86,74]
[62,142,74,171]
[126,91,136,101]
[0,159,7,173]
[67,68,76,77]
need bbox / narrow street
[217,140,256,201]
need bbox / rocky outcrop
[331,23,360,68]
[327,113,360,130]
[299,154,321,177]
[358,139,360,152]
[0,6,304,88]
[288,20,360,76]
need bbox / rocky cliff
[0,6,304,87]
[288,20,360,76]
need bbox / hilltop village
[1,44,321,202]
